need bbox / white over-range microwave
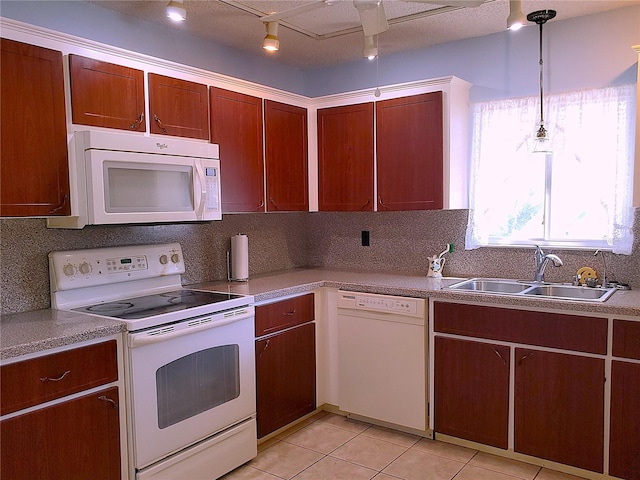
[47,130,221,229]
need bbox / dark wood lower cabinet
[0,386,121,480]
[434,336,510,449]
[610,360,640,480]
[256,322,316,438]
[514,348,604,473]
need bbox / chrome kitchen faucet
[534,245,563,282]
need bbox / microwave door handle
[194,162,207,220]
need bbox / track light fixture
[507,0,526,31]
[166,0,186,22]
[528,9,556,154]
[363,35,378,60]
[263,22,280,52]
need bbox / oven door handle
[128,310,253,348]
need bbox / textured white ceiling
[87,0,639,69]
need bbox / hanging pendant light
[527,9,556,154]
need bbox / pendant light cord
[538,21,544,125]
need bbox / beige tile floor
[222,412,589,480]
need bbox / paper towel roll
[231,234,249,281]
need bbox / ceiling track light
[263,21,280,52]
[527,9,556,154]
[166,0,186,22]
[363,35,378,60]
[507,0,526,31]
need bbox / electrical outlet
[361,230,370,247]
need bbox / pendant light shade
[527,9,556,154]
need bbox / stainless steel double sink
[448,278,617,302]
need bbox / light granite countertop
[0,309,124,361]
[2,268,638,361]
[191,267,640,318]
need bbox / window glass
[467,84,635,254]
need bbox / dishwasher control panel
[337,291,425,318]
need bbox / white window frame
[466,84,636,254]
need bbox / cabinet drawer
[255,294,314,337]
[613,319,640,360]
[434,302,607,354]
[1,340,118,416]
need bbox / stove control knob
[79,262,92,275]
[171,253,180,264]
[159,254,169,265]
[63,263,76,277]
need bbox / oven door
[127,306,255,470]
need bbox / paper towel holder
[227,233,249,282]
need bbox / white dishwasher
[337,290,427,432]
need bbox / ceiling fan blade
[403,0,486,7]
[354,0,389,36]
[259,0,329,22]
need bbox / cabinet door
[317,103,374,211]
[376,92,443,210]
[265,100,308,211]
[610,360,640,480]
[515,348,604,473]
[256,323,316,438]
[1,39,70,217]
[69,54,145,131]
[210,87,264,212]
[0,386,121,480]
[434,337,509,449]
[149,73,209,139]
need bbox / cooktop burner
[72,289,243,320]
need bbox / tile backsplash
[1,209,638,314]
[0,213,309,314]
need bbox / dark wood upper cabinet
[264,100,308,212]
[210,87,265,212]
[69,54,145,131]
[376,92,443,210]
[317,103,374,211]
[148,73,209,140]
[0,39,70,217]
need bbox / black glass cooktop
[72,289,243,320]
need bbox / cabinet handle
[269,197,278,210]
[153,114,168,133]
[259,339,271,358]
[494,348,507,365]
[283,309,296,316]
[378,196,389,210]
[49,194,70,214]
[361,198,371,210]
[518,353,534,364]
[130,112,144,130]
[40,370,70,383]
[257,199,265,210]
[98,395,118,409]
